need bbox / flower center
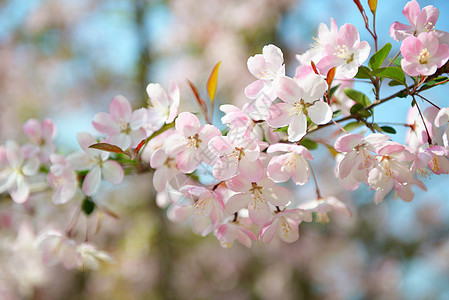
[250,182,265,209]
[257,66,276,80]
[281,152,298,173]
[288,100,308,116]
[228,147,245,161]
[419,48,431,64]
[119,121,131,134]
[335,45,354,63]
[186,134,201,149]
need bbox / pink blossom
[225,175,291,226]
[150,148,180,192]
[412,145,449,176]
[22,118,57,163]
[67,132,124,196]
[266,143,313,185]
[178,185,225,236]
[259,208,312,244]
[163,112,221,173]
[34,231,77,269]
[0,141,39,203]
[216,221,256,248]
[296,18,339,71]
[335,133,390,189]
[390,0,449,44]
[367,142,419,204]
[208,135,263,181]
[92,95,147,150]
[435,107,449,147]
[267,74,331,142]
[316,23,371,79]
[245,44,285,100]
[145,80,180,133]
[75,243,114,270]
[405,106,434,151]
[298,196,352,223]
[47,154,78,205]
[400,32,449,77]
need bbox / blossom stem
[309,165,322,199]
[416,94,441,110]
[413,95,432,145]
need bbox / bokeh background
[1,0,449,299]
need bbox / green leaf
[274,126,288,133]
[328,83,341,99]
[344,88,371,107]
[82,198,95,216]
[344,121,364,132]
[380,125,397,134]
[391,57,402,67]
[300,138,318,150]
[350,103,372,118]
[332,110,342,118]
[369,43,392,70]
[388,80,404,87]
[419,76,449,91]
[354,66,373,79]
[370,67,406,85]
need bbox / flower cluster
[1,0,449,272]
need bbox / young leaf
[207,61,221,103]
[82,197,95,216]
[133,139,146,158]
[326,67,337,87]
[310,61,319,75]
[355,66,374,79]
[370,67,406,85]
[380,126,397,134]
[332,110,342,118]
[89,143,127,155]
[328,83,341,99]
[369,43,392,70]
[344,121,364,131]
[187,79,208,119]
[368,0,378,14]
[344,88,371,107]
[300,138,319,150]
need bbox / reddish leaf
[187,79,208,119]
[89,143,127,155]
[134,139,146,157]
[207,61,221,103]
[326,67,337,87]
[310,61,319,75]
[368,0,377,14]
[353,0,364,14]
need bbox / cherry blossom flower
[34,231,77,269]
[266,143,313,185]
[367,142,418,204]
[208,135,263,181]
[216,220,256,248]
[173,185,225,236]
[390,0,449,44]
[259,208,312,244]
[268,74,331,142]
[298,196,352,223]
[405,106,434,152]
[75,243,114,270]
[225,175,291,225]
[316,23,371,78]
[145,80,180,133]
[412,144,449,176]
[335,133,390,189]
[245,44,285,100]
[92,95,147,150]
[0,141,39,203]
[47,154,78,205]
[67,132,124,196]
[296,18,339,71]
[435,107,449,147]
[22,118,57,163]
[150,148,180,192]
[400,32,449,76]
[163,112,221,173]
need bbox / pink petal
[277,76,301,104]
[267,103,291,128]
[308,101,332,125]
[261,220,277,244]
[82,167,102,196]
[239,158,264,182]
[389,22,413,41]
[225,193,250,215]
[300,74,327,102]
[245,80,265,99]
[177,149,199,173]
[248,201,271,225]
[287,114,307,142]
[10,175,30,204]
[291,156,310,185]
[167,80,180,124]
[334,134,363,152]
[23,119,40,139]
[109,95,132,122]
[102,160,124,185]
[175,112,200,137]
[265,184,291,206]
[278,217,299,243]
[226,175,252,192]
[42,119,57,140]
[267,155,291,183]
